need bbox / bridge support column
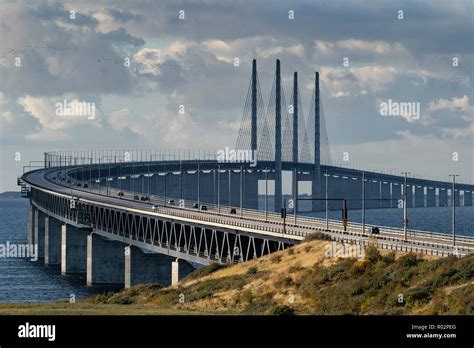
[438,188,448,207]
[171,258,194,286]
[87,233,124,285]
[381,182,391,208]
[244,171,258,209]
[391,183,401,208]
[34,209,45,259]
[367,180,380,209]
[414,186,424,207]
[406,185,413,208]
[453,190,460,207]
[124,246,174,288]
[27,201,35,246]
[44,216,62,266]
[61,224,88,274]
[464,190,472,206]
[426,187,436,207]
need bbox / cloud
[0,0,473,191]
[320,65,397,96]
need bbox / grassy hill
[1,238,472,315]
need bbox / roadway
[22,165,474,257]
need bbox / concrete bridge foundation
[427,187,436,207]
[415,186,424,207]
[34,209,45,259]
[44,216,62,266]
[87,233,124,285]
[438,188,448,207]
[171,259,194,286]
[464,191,472,206]
[27,201,35,246]
[125,246,175,288]
[61,224,89,274]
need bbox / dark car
[200,205,208,211]
[134,195,140,200]
[193,203,199,209]
[76,183,82,187]
[83,183,88,188]
[167,199,175,205]
[371,227,380,234]
[140,196,147,201]
[118,191,124,197]
[229,208,237,214]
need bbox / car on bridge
[371,227,380,234]
[83,183,88,188]
[230,208,237,214]
[134,195,140,200]
[200,205,208,211]
[167,199,175,205]
[117,191,124,197]
[193,203,199,209]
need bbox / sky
[0,0,473,191]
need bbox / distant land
[0,191,21,199]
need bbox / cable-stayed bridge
[17,59,474,288]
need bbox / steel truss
[31,188,291,265]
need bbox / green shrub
[398,253,419,268]
[272,305,296,316]
[183,263,227,281]
[364,245,381,263]
[271,254,283,263]
[247,266,258,275]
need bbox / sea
[0,198,472,303]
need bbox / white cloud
[320,65,397,96]
[17,95,102,140]
[132,41,189,76]
[315,39,407,56]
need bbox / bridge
[18,59,474,289]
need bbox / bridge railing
[44,162,474,245]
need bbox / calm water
[0,198,472,303]
[0,199,117,303]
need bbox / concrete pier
[454,190,460,207]
[171,258,194,286]
[27,201,35,246]
[438,188,448,207]
[427,187,436,207]
[381,182,391,208]
[44,216,62,266]
[125,246,175,288]
[391,183,401,208]
[406,185,413,208]
[414,186,424,207]
[366,180,379,209]
[87,233,124,285]
[464,190,472,206]
[34,209,45,259]
[61,224,88,274]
